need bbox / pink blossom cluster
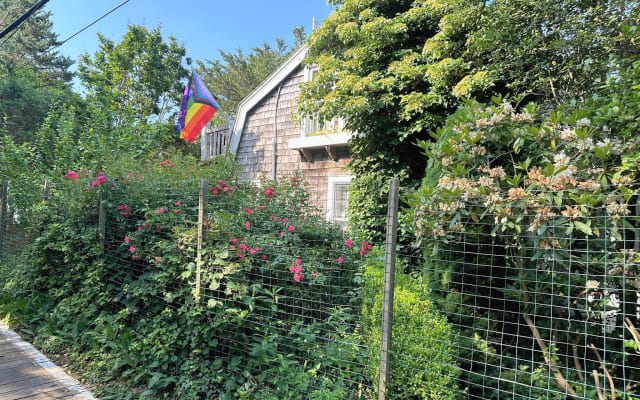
[64,171,78,180]
[269,216,295,234]
[265,187,275,198]
[91,173,107,187]
[118,204,132,218]
[159,159,175,167]
[230,237,262,260]
[289,259,304,281]
[210,180,233,196]
[359,241,372,256]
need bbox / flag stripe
[181,106,216,143]
[176,71,219,143]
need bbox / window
[326,176,352,228]
[301,66,346,137]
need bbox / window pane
[332,183,349,223]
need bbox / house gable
[228,45,308,155]
[228,44,352,224]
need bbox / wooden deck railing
[201,120,232,161]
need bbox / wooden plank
[12,385,77,399]
[0,380,60,400]
[0,326,95,400]
[377,178,399,400]
[0,375,60,394]
[98,191,105,249]
[0,180,7,260]
[195,179,207,301]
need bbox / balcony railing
[201,119,232,161]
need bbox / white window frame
[326,175,352,225]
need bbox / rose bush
[3,153,452,399]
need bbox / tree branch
[523,313,578,397]
[625,317,640,351]
[572,334,584,382]
[589,343,616,400]
[593,370,605,400]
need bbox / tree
[195,27,306,119]
[298,0,638,237]
[0,0,75,143]
[0,0,73,81]
[78,24,190,125]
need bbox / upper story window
[301,66,347,137]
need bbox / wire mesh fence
[1,171,640,399]
[93,176,379,398]
[403,182,640,400]
[0,176,46,291]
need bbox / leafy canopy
[299,0,638,237]
[0,0,76,143]
[196,26,306,121]
[78,24,190,124]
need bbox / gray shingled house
[201,45,353,226]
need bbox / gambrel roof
[227,44,308,155]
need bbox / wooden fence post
[98,191,106,249]
[378,177,399,400]
[0,180,8,260]
[42,180,50,202]
[195,179,207,302]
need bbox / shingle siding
[236,66,351,213]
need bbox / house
[201,45,353,226]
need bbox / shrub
[407,69,640,397]
[3,153,378,399]
[360,250,460,400]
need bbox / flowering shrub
[408,96,640,398]
[7,154,388,399]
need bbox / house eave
[287,132,352,150]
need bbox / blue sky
[45,0,334,70]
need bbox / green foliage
[0,0,76,144]
[299,0,638,237]
[406,40,640,396]
[359,251,460,400]
[0,70,78,144]
[1,156,397,399]
[196,28,305,121]
[0,0,73,82]
[78,25,189,123]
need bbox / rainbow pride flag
[176,72,219,143]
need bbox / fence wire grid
[1,173,640,400]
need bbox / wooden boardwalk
[0,325,96,400]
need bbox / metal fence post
[98,191,106,249]
[0,180,8,260]
[195,179,207,302]
[378,177,399,400]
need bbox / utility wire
[58,0,131,46]
[0,0,50,47]
[0,0,132,52]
